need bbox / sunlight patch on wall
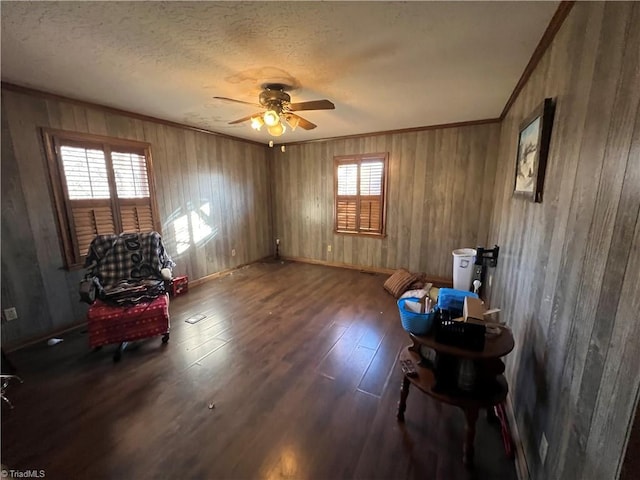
[163,201,217,256]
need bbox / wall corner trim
[500,1,576,120]
[506,395,532,480]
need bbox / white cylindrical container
[452,248,477,291]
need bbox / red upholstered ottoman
[87,295,170,348]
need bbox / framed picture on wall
[513,97,555,203]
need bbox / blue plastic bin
[437,288,479,316]
[397,297,436,335]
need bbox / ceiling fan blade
[286,113,317,130]
[288,99,335,111]
[228,112,262,125]
[214,96,261,107]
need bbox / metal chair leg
[1,374,23,409]
[113,342,128,362]
[2,393,14,409]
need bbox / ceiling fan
[214,83,335,137]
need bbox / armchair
[82,232,174,362]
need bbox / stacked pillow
[383,269,418,298]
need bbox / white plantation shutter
[360,162,383,195]
[112,152,151,198]
[337,164,358,195]
[112,151,155,234]
[335,154,387,235]
[44,130,159,267]
[60,146,110,199]
[58,144,115,258]
[359,161,384,232]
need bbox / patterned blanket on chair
[85,232,175,289]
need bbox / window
[334,153,388,236]
[43,129,160,268]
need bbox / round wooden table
[396,327,514,466]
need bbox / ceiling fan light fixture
[263,110,280,127]
[267,123,286,137]
[285,114,300,131]
[250,116,264,130]
[221,85,331,134]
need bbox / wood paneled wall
[272,123,500,278]
[486,2,640,479]
[1,89,271,346]
[3,7,638,476]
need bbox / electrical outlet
[4,307,18,322]
[231,249,236,257]
[539,432,548,465]
[327,245,332,253]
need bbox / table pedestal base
[462,406,479,466]
[396,377,481,467]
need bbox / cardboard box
[464,296,486,322]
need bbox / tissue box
[171,275,189,296]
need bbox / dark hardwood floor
[1,261,517,479]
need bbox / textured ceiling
[1,1,558,144]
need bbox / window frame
[42,128,161,269]
[333,152,389,237]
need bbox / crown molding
[0,81,265,147]
[280,118,501,146]
[500,1,575,120]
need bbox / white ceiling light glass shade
[250,116,264,130]
[267,123,286,137]
[263,110,280,127]
[285,114,300,131]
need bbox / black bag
[79,276,98,304]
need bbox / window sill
[62,262,86,272]
[334,230,386,239]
